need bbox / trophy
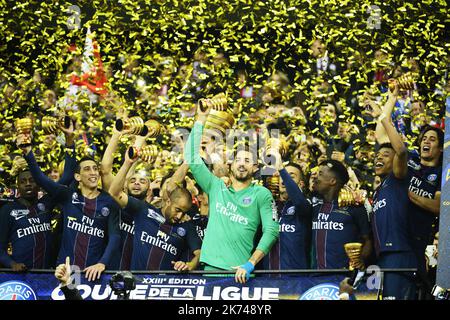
[338,188,354,207]
[41,116,71,134]
[200,93,235,135]
[128,145,158,162]
[115,116,149,136]
[16,118,33,148]
[388,73,415,91]
[144,119,162,138]
[344,242,365,288]
[265,137,288,159]
[266,175,280,197]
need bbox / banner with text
[0,272,379,300]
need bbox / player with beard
[110,170,150,270]
[109,149,202,271]
[184,100,279,284]
[369,94,417,300]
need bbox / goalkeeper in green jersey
[184,100,279,284]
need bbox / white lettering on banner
[195,286,279,300]
[50,284,279,300]
[215,202,248,225]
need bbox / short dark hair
[15,169,31,183]
[418,125,444,148]
[286,162,305,182]
[75,157,97,174]
[318,159,349,187]
[169,187,192,207]
[377,143,394,152]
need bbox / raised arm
[272,151,311,215]
[368,94,408,179]
[184,103,221,194]
[101,129,123,191]
[108,148,137,208]
[165,163,190,196]
[57,119,77,186]
[374,80,399,145]
[17,134,66,197]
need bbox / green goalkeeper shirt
[184,122,280,270]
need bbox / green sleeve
[255,188,280,255]
[184,122,220,194]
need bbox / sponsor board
[0,272,378,300]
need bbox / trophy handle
[115,119,125,131]
[198,99,210,112]
[128,147,139,160]
[139,125,149,137]
[63,116,72,129]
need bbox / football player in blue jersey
[310,159,372,269]
[109,148,201,271]
[0,124,77,270]
[374,80,443,298]
[17,133,121,282]
[368,85,418,299]
[263,152,312,270]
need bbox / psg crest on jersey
[286,206,296,215]
[177,227,186,237]
[242,197,252,205]
[101,207,110,217]
[37,203,46,212]
[0,281,37,300]
[427,174,437,182]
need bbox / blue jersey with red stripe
[24,151,120,270]
[311,198,370,269]
[407,154,441,243]
[263,200,311,270]
[56,190,120,269]
[125,197,202,270]
[110,209,135,271]
[0,196,55,269]
[372,173,413,256]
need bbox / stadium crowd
[0,1,448,300]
